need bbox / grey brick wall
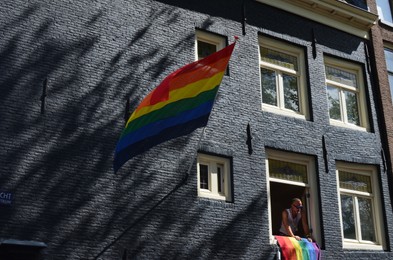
[0,0,392,259]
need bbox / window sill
[198,191,228,201]
[329,119,369,132]
[343,242,383,251]
[262,105,308,120]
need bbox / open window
[266,149,321,245]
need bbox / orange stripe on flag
[136,46,234,109]
[168,57,230,91]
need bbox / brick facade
[368,0,393,217]
[1,0,393,259]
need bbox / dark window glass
[327,85,341,121]
[359,197,376,242]
[198,41,216,60]
[199,164,209,189]
[261,68,277,106]
[341,195,356,239]
[345,91,360,125]
[217,164,223,193]
[283,73,299,112]
[344,0,367,10]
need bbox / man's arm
[282,210,301,240]
[301,210,313,241]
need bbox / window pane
[339,171,372,193]
[377,0,393,23]
[260,47,298,70]
[269,159,308,183]
[385,49,393,104]
[197,40,216,60]
[389,73,393,104]
[217,164,223,193]
[326,66,357,88]
[199,164,209,190]
[283,74,299,112]
[327,85,341,120]
[358,197,376,242]
[384,48,393,72]
[345,91,360,125]
[261,68,277,106]
[341,195,356,239]
[344,0,367,10]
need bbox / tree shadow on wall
[0,2,272,259]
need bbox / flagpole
[182,126,206,184]
[114,38,237,173]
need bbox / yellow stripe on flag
[127,72,225,125]
[288,237,303,260]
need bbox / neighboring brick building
[368,0,393,221]
[1,0,393,259]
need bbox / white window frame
[195,30,225,61]
[197,153,232,201]
[336,162,386,250]
[259,36,309,120]
[324,56,370,131]
[266,149,321,245]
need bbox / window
[266,149,321,245]
[324,57,369,130]
[377,0,393,24]
[195,30,225,60]
[259,36,309,119]
[342,0,367,10]
[197,153,232,201]
[336,162,385,250]
[384,47,393,104]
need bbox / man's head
[291,198,303,212]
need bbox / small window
[259,36,309,119]
[195,30,225,61]
[324,57,369,131]
[377,0,393,24]
[383,47,393,104]
[266,149,321,245]
[343,0,367,10]
[197,153,232,201]
[336,162,385,250]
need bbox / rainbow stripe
[275,236,321,260]
[113,42,236,172]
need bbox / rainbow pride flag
[113,41,236,172]
[275,235,321,260]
